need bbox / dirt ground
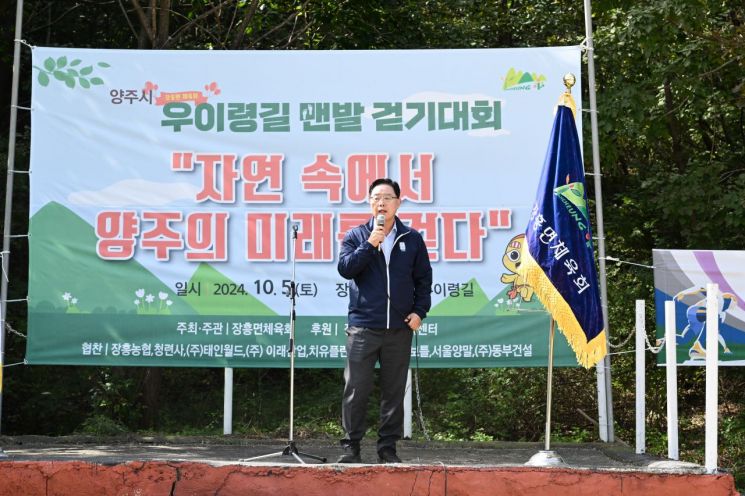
[0,434,706,472]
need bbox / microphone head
[376,214,385,226]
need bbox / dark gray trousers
[341,326,412,452]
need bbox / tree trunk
[142,367,162,429]
[663,78,687,169]
[156,0,171,48]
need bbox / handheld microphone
[376,214,385,251]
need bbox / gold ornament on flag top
[558,73,577,118]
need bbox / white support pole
[596,364,608,441]
[404,369,412,439]
[664,300,678,460]
[584,0,614,442]
[223,367,233,435]
[635,300,646,454]
[705,284,719,473]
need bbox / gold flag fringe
[517,250,606,368]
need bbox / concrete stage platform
[0,436,739,495]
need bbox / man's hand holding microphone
[367,214,386,250]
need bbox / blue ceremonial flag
[516,97,606,368]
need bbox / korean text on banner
[27,47,584,368]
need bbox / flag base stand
[525,318,567,469]
[525,450,566,467]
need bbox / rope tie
[14,39,34,49]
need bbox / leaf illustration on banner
[33,57,111,89]
[37,71,50,86]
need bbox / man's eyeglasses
[369,195,398,203]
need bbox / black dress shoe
[337,445,361,463]
[377,447,401,463]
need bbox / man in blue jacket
[337,178,433,464]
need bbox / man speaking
[336,178,433,464]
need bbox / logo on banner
[502,68,546,91]
[553,177,592,246]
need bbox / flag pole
[526,316,566,467]
[544,318,556,451]
[525,75,590,468]
[583,0,615,443]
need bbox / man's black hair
[368,178,400,198]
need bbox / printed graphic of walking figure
[672,286,738,359]
[500,234,535,302]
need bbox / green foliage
[589,3,744,489]
[593,0,745,249]
[77,415,128,436]
[721,413,745,489]
[414,367,599,442]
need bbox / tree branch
[150,0,157,37]
[248,1,311,49]
[230,0,259,49]
[130,0,156,46]
[221,1,241,47]
[26,4,85,35]
[281,18,315,49]
[117,0,140,42]
[663,78,687,170]
[162,0,237,49]
[698,56,739,80]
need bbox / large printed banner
[28,47,583,368]
[653,249,745,365]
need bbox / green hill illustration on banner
[184,263,277,316]
[29,201,194,315]
[429,278,490,316]
[29,202,277,317]
[428,278,549,317]
[477,286,547,316]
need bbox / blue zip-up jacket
[338,216,433,329]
